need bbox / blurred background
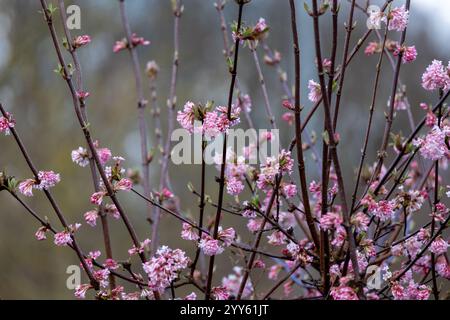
[0,0,448,299]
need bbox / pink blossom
[267,231,287,246]
[54,231,72,247]
[73,35,91,48]
[18,179,35,197]
[128,238,151,256]
[114,178,133,192]
[218,227,236,247]
[436,256,450,279]
[36,171,60,190]
[386,6,409,32]
[96,147,112,165]
[268,264,282,280]
[113,40,127,53]
[74,284,92,299]
[415,126,449,161]
[226,176,244,195]
[142,246,190,292]
[429,237,449,255]
[35,226,48,241]
[282,183,297,199]
[104,204,120,219]
[211,286,230,300]
[181,223,199,241]
[394,45,417,64]
[199,235,224,256]
[235,94,252,113]
[90,191,106,205]
[365,42,378,56]
[254,17,268,34]
[93,268,110,288]
[247,218,263,233]
[330,285,359,300]
[103,258,119,270]
[184,292,197,300]
[84,210,99,227]
[369,200,396,222]
[0,112,15,135]
[131,33,150,47]
[177,101,196,132]
[319,212,343,230]
[71,147,89,167]
[351,212,370,232]
[421,60,450,91]
[155,187,174,202]
[307,80,322,103]
[113,33,149,53]
[282,112,294,125]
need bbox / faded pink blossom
[386,6,409,32]
[71,147,89,167]
[90,191,107,206]
[211,286,230,300]
[199,235,224,256]
[18,179,35,197]
[114,178,133,192]
[36,171,60,190]
[429,237,449,255]
[181,223,199,241]
[35,226,48,241]
[308,80,322,103]
[421,60,450,91]
[54,231,73,247]
[74,284,92,299]
[73,35,91,48]
[84,210,99,227]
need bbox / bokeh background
[0,0,449,299]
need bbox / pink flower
[36,171,60,190]
[218,227,236,247]
[128,238,151,256]
[247,218,263,233]
[104,204,120,219]
[199,235,224,256]
[18,179,36,197]
[155,187,174,202]
[84,210,99,227]
[226,176,244,195]
[96,147,112,165]
[235,94,252,113]
[114,178,133,192]
[319,212,343,230]
[421,60,450,91]
[330,285,359,300]
[308,80,322,103]
[436,256,450,279]
[267,231,287,246]
[268,264,282,280]
[74,284,92,299]
[394,45,417,64]
[71,147,89,167]
[90,191,106,205]
[282,112,294,125]
[365,42,378,56]
[35,226,48,241]
[181,223,199,241]
[184,292,197,300]
[386,6,409,32]
[0,112,15,135]
[73,35,91,48]
[429,237,449,255]
[370,200,396,222]
[131,33,150,47]
[113,40,127,53]
[415,126,449,161]
[75,91,90,100]
[351,212,370,232]
[142,246,190,292]
[93,268,110,288]
[104,258,119,270]
[254,17,268,34]
[54,231,72,247]
[177,101,196,133]
[211,286,230,300]
[282,183,297,199]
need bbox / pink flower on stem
[128,238,151,256]
[415,126,449,161]
[84,210,99,227]
[103,258,119,270]
[330,285,359,300]
[114,178,133,192]
[370,200,396,222]
[429,237,449,255]
[18,179,36,197]
[181,223,199,241]
[142,246,190,293]
[267,231,287,246]
[386,6,409,32]
[365,42,379,56]
[131,33,150,47]
[394,45,417,64]
[177,101,196,133]
[282,112,295,125]
[71,147,89,167]
[35,226,48,241]
[74,284,92,299]
[155,187,174,202]
[217,227,236,247]
[96,147,112,165]
[282,183,297,199]
[0,112,15,135]
[307,80,322,103]
[73,35,91,48]
[54,231,73,247]
[319,212,343,231]
[211,286,230,300]
[90,191,107,206]
[421,60,450,91]
[199,235,224,256]
[36,171,60,190]
[226,176,244,196]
